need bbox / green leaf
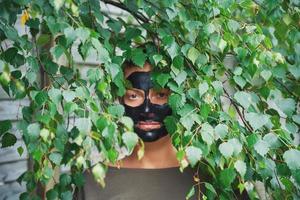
[131,49,146,67]
[215,124,228,139]
[36,34,51,46]
[234,91,253,109]
[234,160,247,178]
[204,182,217,195]
[46,189,58,200]
[27,123,40,141]
[62,90,76,102]
[288,64,300,79]
[91,38,111,64]
[0,120,12,135]
[108,104,124,117]
[17,146,24,156]
[198,82,209,97]
[64,27,77,45]
[119,116,134,131]
[107,19,122,33]
[65,102,78,114]
[209,34,227,53]
[185,186,195,200]
[164,116,177,134]
[293,170,300,185]
[187,47,200,64]
[44,60,59,74]
[263,133,280,148]
[60,174,72,187]
[173,55,184,69]
[153,54,163,65]
[201,122,214,145]
[228,138,243,155]
[260,70,272,81]
[180,115,194,131]
[50,45,65,60]
[76,27,90,43]
[75,118,91,134]
[156,73,171,87]
[233,75,246,88]
[122,132,138,152]
[283,149,300,170]
[212,81,223,95]
[254,139,270,157]
[245,112,269,130]
[218,38,227,52]
[277,98,296,117]
[292,115,300,125]
[51,0,64,11]
[61,191,72,200]
[1,132,17,148]
[228,19,240,32]
[40,128,50,142]
[107,63,120,80]
[174,71,187,86]
[73,172,85,187]
[219,142,233,158]
[218,168,236,188]
[87,68,103,83]
[92,163,107,187]
[75,87,89,99]
[33,149,43,162]
[167,41,179,59]
[48,87,62,105]
[35,91,48,106]
[27,56,39,72]
[246,133,259,148]
[185,146,202,167]
[26,71,37,84]
[204,23,216,34]
[49,152,62,165]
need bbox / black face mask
[123,72,172,142]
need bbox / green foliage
[0,0,299,199]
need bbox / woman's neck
[116,135,179,169]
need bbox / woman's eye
[157,93,166,98]
[129,94,137,99]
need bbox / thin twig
[101,0,150,23]
[223,88,254,132]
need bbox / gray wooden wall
[0,3,127,199]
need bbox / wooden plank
[0,181,25,200]
[10,122,23,140]
[0,140,27,164]
[0,160,27,183]
[0,87,10,100]
[0,99,30,121]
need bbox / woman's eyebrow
[127,88,145,94]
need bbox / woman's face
[122,63,172,142]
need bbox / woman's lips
[136,121,161,131]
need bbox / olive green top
[75,166,249,200]
[76,166,198,200]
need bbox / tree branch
[100,0,150,23]
[223,88,254,132]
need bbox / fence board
[0,160,27,183]
[0,181,25,200]
[0,99,29,121]
[0,141,27,164]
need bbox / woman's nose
[144,98,150,112]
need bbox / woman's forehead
[124,62,152,78]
